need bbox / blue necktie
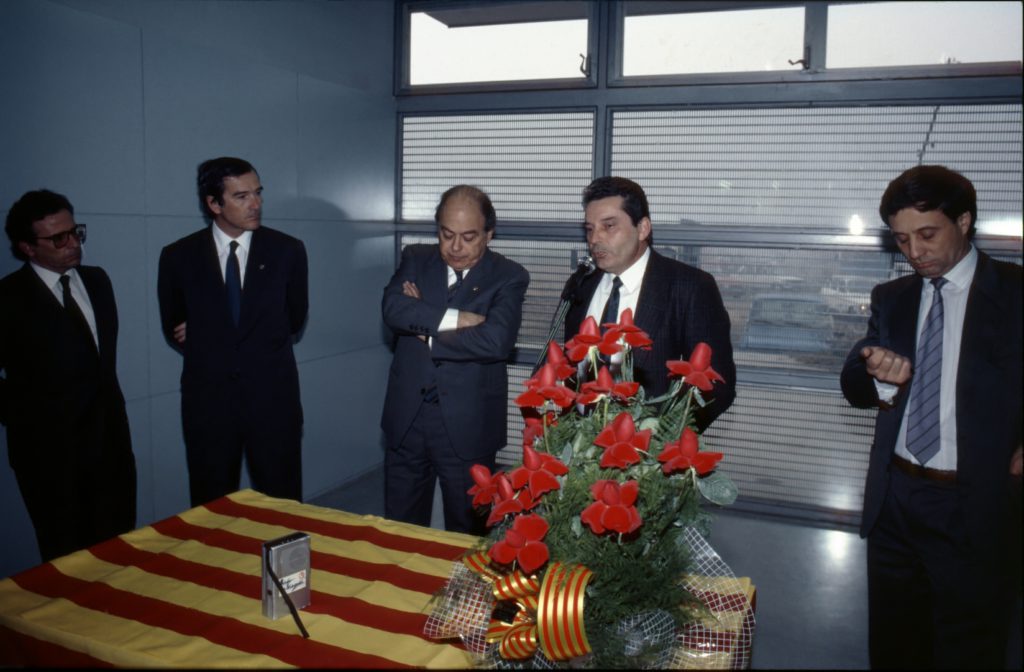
[905,277,948,465]
[225,240,242,326]
[447,269,464,303]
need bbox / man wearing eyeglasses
[0,189,136,562]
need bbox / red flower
[658,427,723,476]
[467,464,502,507]
[544,341,575,380]
[510,444,569,498]
[602,308,653,349]
[593,412,652,469]
[515,361,576,409]
[488,514,550,574]
[565,316,602,362]
[577,366,640,405]
[486,485,540,527]
[666,342,725,392]
[580,480,642,535]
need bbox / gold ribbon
[462,553,593,661]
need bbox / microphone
[560,255,596,302]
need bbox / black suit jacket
[381,245,529,460]
[1,264,132,472]
[157,226,308,429]
[841,250,1022,549]
[565,248,736,430]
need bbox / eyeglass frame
[34,223,87,248]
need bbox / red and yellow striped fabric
[0,489,482,668]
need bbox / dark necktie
[905,277,948,466]
[60,274,96,348]
[448,269,464,303]
[225,240,242,326]
[600,276,622,330]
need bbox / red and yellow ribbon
[463,553,593,661]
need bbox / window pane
[409,2,588,85]
[622,4,804,76]
[827,1,1023,68]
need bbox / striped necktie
[905,277,948,465]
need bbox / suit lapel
[890,275,922,362]
[78,268,107,357]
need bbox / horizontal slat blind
[398,102,1022,526]
[401,112,594,222]
[611,104,1022,231]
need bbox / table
[0,489,480,668]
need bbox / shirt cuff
[874,379,898,405]
[438,308,459,332]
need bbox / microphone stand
[532,258,594,374]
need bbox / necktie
[60,274,96,348]
[448,269,464,303]
[905,277,948,466]
[600,276,622,331]
[225,240,242,326]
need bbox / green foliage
[481,341,733,668]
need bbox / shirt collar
[211,225,252,255]
[30,262,77,289]
[938,244,977,291]
[610,246,651,293]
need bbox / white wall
[0,0,397,577]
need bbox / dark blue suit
[381,244,528,533]
[158,226,308,506]
[0,264,136,561]
[565,248,736,431]
[841,250,1022,669]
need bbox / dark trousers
[384,397,493,535]
[867,467,1012,670]
[183,392,302,507]
[15,444,136,563]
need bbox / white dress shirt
[883,245,976,470]
[583,247,651,365]
[438,265,468,333]
[211,226,252,287]
[31,263,98,346]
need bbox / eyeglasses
[35,224,87,248]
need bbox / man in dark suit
[158,157,308,507]
[564,176,735,430]
[1,189,136,562]
[381,185,529,534]
[840,165,1021,670]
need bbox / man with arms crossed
[381,185,529,534]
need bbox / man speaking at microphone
[563,176,735,431]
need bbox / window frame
[396,0,600,95]
[606,1,1022,88]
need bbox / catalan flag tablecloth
[0,489,481,668]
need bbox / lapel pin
[259,264,266,270]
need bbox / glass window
[408,1,589,86]
[827,1,1023,69]
[621,3,805,76]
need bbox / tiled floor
[310,467,1021,670]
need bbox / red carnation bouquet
[426,309,754,669]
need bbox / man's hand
[861,346,911,386]
[402,281,421,299]
[457,311,486,329]
[173,322,186,344]
[1011,446,1023,478]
